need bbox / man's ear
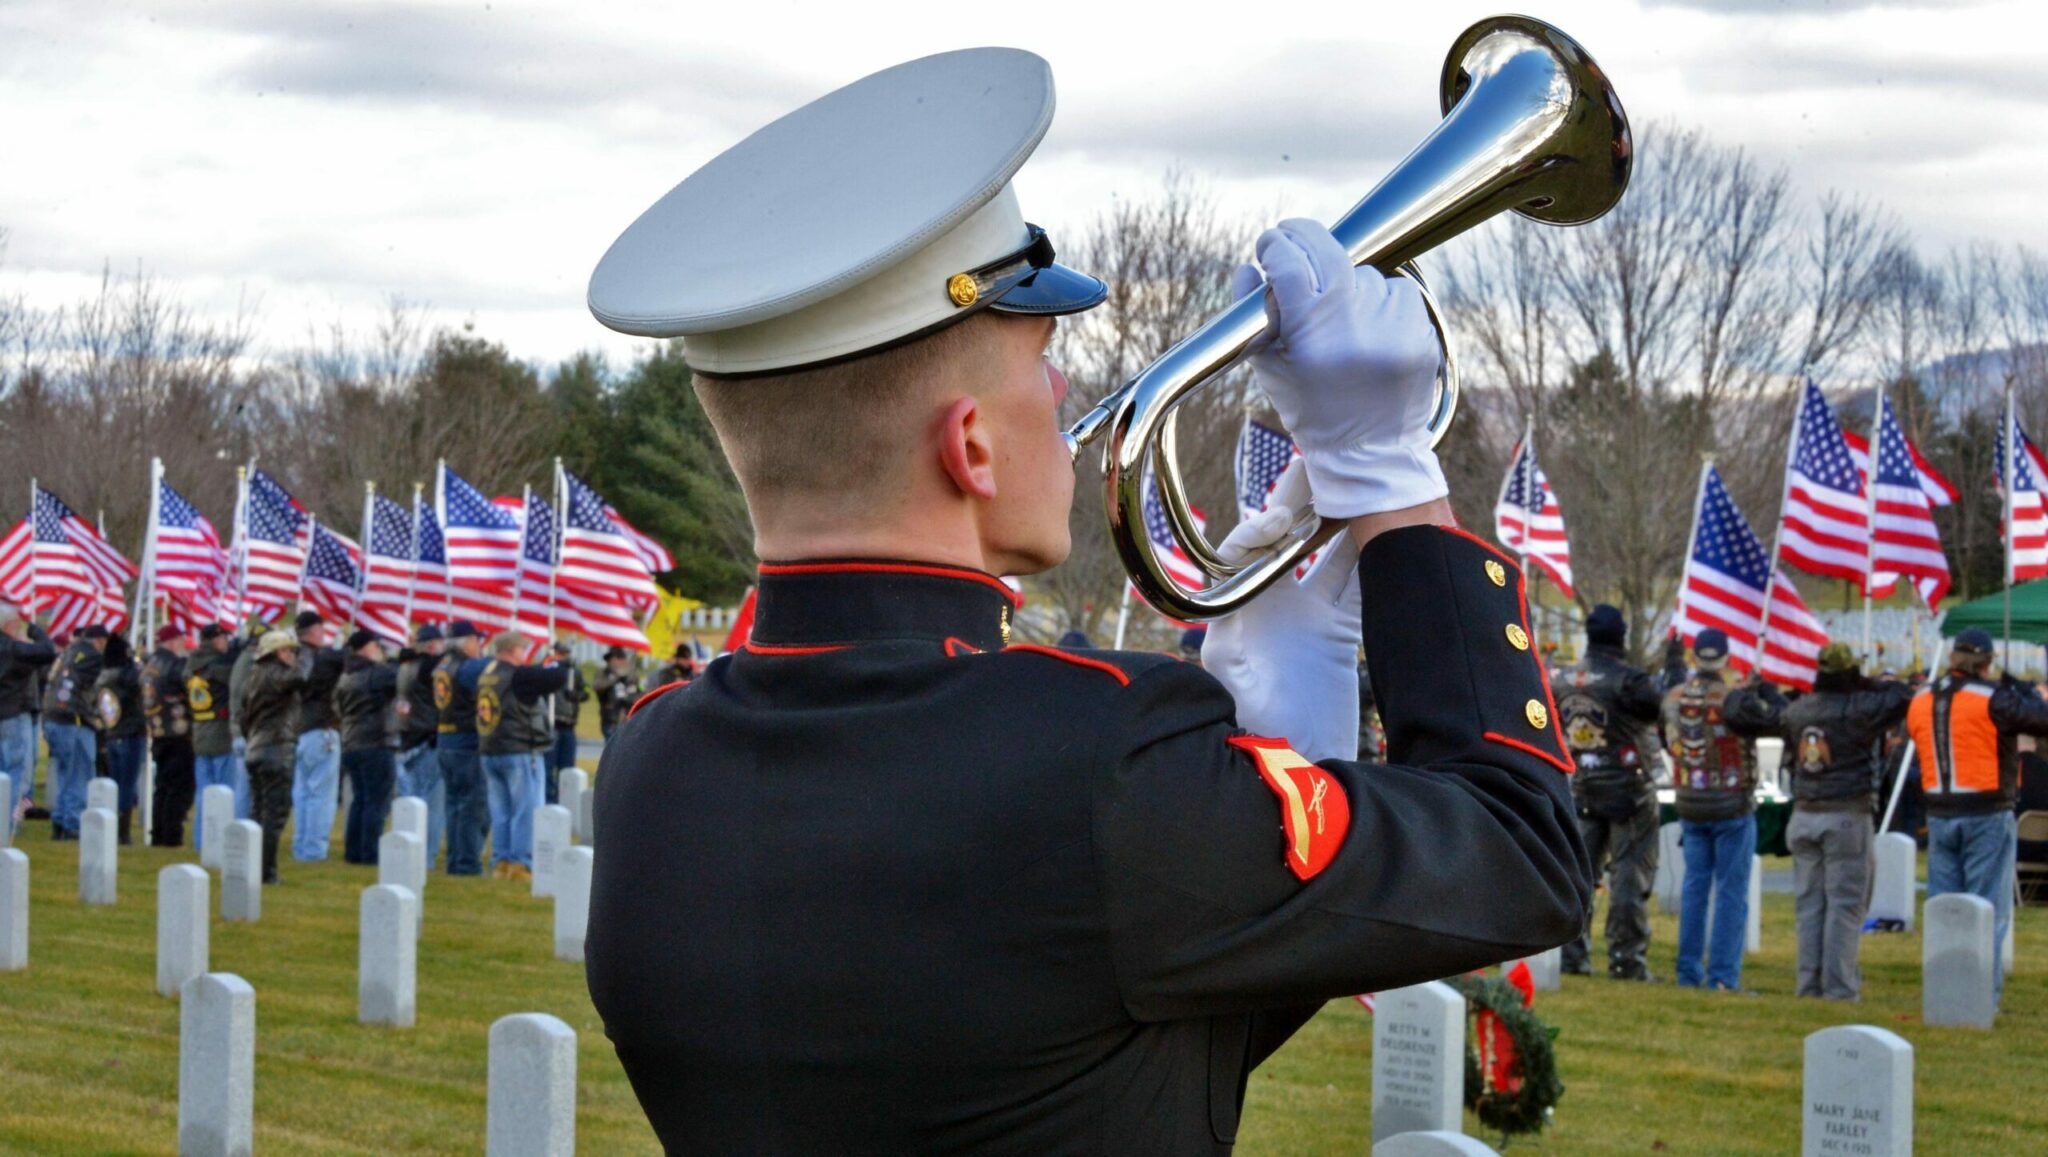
[936,396,998,500]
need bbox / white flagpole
[1518,415,1539,651]
[1673,456,1713,650]
[511,485,530,633]
[24,478,36,619]
[1757,381,1806,681]
[297,515,317,617]
[2004,384,2017,671]
[1863,394,1880,666]
[134,461,162,648]
[434,460,454,624]
[548,460,563,641]
[403,482,423,630]
[1112,586,1133,650]
[229,464,251,631]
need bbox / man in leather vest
[42,624,108,840]
[1662,628,1768,991]
[1725,642,1910,1000]
[434,621,488,876]
[92,634,147,845]
[394,624,446,869]
[143,624,197,847]
[187,624,240,852]
[334,629,400,865]
[1554,604,1666,980]
[476,632,570,881]
[1904,627,2048,1006]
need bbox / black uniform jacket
[586,526,1590,1155]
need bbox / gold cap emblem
[1506,624,1529,651]
[1525,699,1549,729]
[1485,560,1507,587]
[947,272,980,307]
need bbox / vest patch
[1226,736,1350,882]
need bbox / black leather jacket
[0,627,57,720]
[1725,673,1913,810]
[1550,644,1664,818]
[334,656,400,752]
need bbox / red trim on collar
[757,561,1024,608]
[740,641,849,656]
[627,680,688,719]
[1003,644,1131,686]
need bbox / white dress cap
[588,47,1104,375]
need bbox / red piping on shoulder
[1003,644,1131,686]
[627,679,688,720]
[757,561,1024,608]
[740,641,849,657]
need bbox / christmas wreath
[1449,964,1564,1141]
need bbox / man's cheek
[1045,361,1069,407]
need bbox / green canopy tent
[1939,578,2048,644]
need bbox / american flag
[58,500,137,593]
[437,463,523,587]
[409,494,451,624]
[1138,460,1208,596]
[148,476,227,619]
[44,587,128,640]
[357,493,414,644]
[1996,410,2048,583]
[0,519,29,602]
[300,521,363,626]
[1493,435,1577,599]
[511,492,647,651]
[238,468,309,615]
[1235,419,1298,523]
[1777,380,1870,587]
[606,504,675,576]
[558,468,658,606]
[1865,395,1951,606]
[30,487,107,599]
[1673,464,1830,690]
[1843,426,1958,506]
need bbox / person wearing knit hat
[335,628,400,865]
[143,620,197,847]
[1720,638,1912,1000]
[1553,604,1669,980]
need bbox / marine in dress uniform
[582,48,1590,1154]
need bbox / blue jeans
[1928,811,2018,1003]
[105,734,145,813]
[549,727,578,805]
[0,713,33,836]
[44,720,96,836]
[438,736,484,876]
[291,728,341,862]
[396,744,446,871]
[1677,814,1756,990]
[341,747,396,864]
[192,752,237,852]
[482,751,545,868]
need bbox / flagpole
[1674,456,1713,647]
[1517,415,1537,650]
[2004,383,2016,671]
[25,479,36,621]
[1757,382,1806,681]
[1112,586,1133,650]
[297,515,317,617]
[359,482,377,636]
[135,461,162,648]
[230,465,251,632]
[1863,393,1880,666]
[512,486,530,633]
[403,482,422,630]
[548,459,564,642]
[434,460,454,625]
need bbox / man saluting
[583,49,1589,1154]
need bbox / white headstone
[576,786,594,848]
[1653,821,1684,912]
[1516,947,1561,993]
[199,785,234,870]
[87,776,117,814]
[532,805,572,898]
[1870,833,1916,930]
[178,972,255,1157]
[220,820,262,923]
[554,846,593,963]
[1375,1132,1501,1156]
[157,864,210,998]
[1371,981,1465,1143]
[0,772,11,847]
[1802,1025,1913,1157]
[0,848,26,970]
[557,769,587,842]
[359,884,418,1028]
[1747,853,1764,955]
[79,807,116,905]
[378,830,425,934]
[1923,892,1996,1028]
[391,795,427,845]
[487,1012,577,1156]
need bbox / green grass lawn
[3,823,2043,1152]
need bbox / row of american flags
[1489,380,2048,691]
[0,459,676,651]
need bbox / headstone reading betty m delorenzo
[1871,832,1916,931]
[199,784,234,869]
[487,1012,577,1157]
[1371,981,1466,1143]
[1802,1025,1913,1157]
[554,846,592,963]
[178,972,255,1157]
[220,820,262,923]
[87,776,117,814]
[80,807,117,905]
[379,830,425,936]
[1923,892,1996,1029]
[532,805,572,899]
[1653,821,1684,913]
[0,848,27,971]
[157,864,210,998]
[1373,1132,1501,1156]
[360,884,418,1028]
[557,769,587,843]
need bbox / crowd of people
[0,598,703,888]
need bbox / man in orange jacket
[1905,628,2048,1004]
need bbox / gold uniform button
[1525,699,1548,729]
[947,272,980,307]
[1485,560,1507,587]
[1506,624,1529,651]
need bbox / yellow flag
[643,588,704,658]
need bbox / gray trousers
[1562,796,1660,975]
[1788,806,1873,1000]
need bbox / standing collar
[751,559,1020,653]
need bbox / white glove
[1203,459,1362,764]
[1232,218,1446,520]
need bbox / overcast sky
[1,0,2039,368]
